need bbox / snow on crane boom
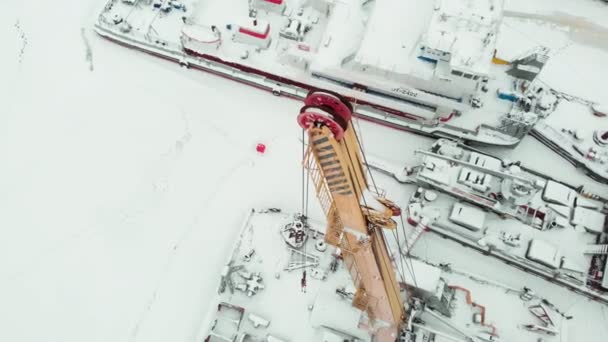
[297,90,406,341]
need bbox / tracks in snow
[81,28,94,71]
[14,21,27,64]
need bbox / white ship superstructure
[394,139,608,302]
[94,0,556,146]
[347,0,501,102]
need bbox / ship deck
[97,0,518,136]
[407,142,605,285]
[415,150,546,213]
[101,0,196,47]
[420,190,596,274]
[535,100,608,180]
[197,210,374,342]
[426,262,567,342]
[199,210,570,342]
[192,0,329,70]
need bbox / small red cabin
[235,18,272,49]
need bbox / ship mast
[298,90,406,341]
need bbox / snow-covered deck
[192,0,329,64]
[353,0,435,76]
[427,191,595,272]
[195,210,578,342]
[95,0,532,145]
[199,211,373,342]
[193,0,249,25]
[414,141,600,222]
[456,65,516,124]
[415,152,533,213]
[312,0,367,68]
[425,0,502,76]
[533,100,608,182]
[405,141,607,293]
[404,187,608,304]
[100,0,196,47]
[434,268,567,342]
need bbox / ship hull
[94,23,520,147]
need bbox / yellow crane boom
[298,90,406,341]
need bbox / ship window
[463,73,473,79]
[451,70,463,76]
[473,75,480,80]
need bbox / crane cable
[343,125,404,301]
[352,117,419,290]
[398,214,419,289]
[352,117,409,286]
[393,231,408,288]
[301,128,314,292]
[301,128,308,289]
[350,120,409,288]
[352,117,379,196]
[301,128,306,215]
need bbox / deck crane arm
[297,90,406,341]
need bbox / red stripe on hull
[238,26,270,40]
[183,49,424,122]
[97,31,425,134]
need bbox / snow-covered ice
[1,0,608,342]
